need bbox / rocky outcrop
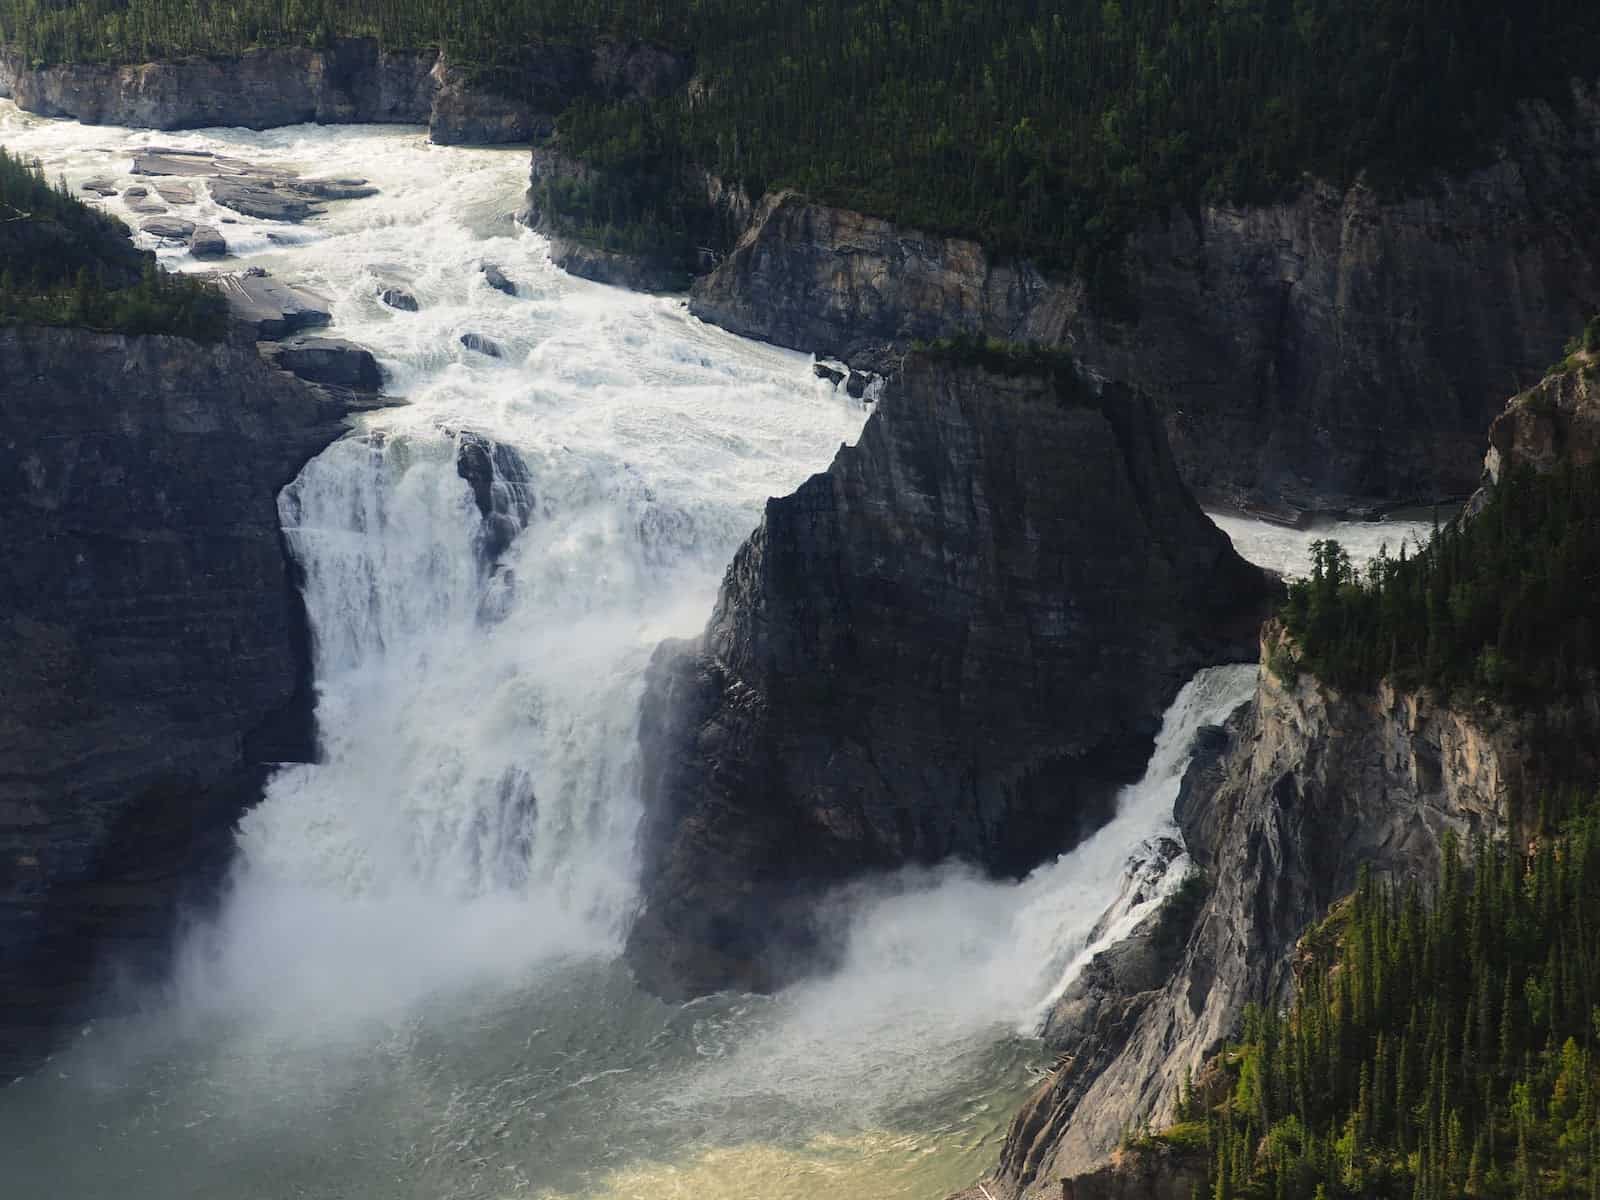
[454,431,536,566]
[988,624,1551,1196]
[0,39,435,131]
[1055,1146,1207,1200]
[259,336,384,391]
[624,351,1275,1000]
[215,271,331,340]
[684,85,1600,517]
[1483,353,1600,487]
[0,325,350,1075]
[519,147,752,293]
[0,37,689,146]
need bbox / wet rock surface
[299,177,379,200]
[459,332,503,357]
[379,285,419,312]
[139,215,194,240]
[626,353,1275,1000]
[153,180,195,204]
[207,175,319,222]
[480,264,517,296]
[121,184,165,213]
[260,336,384,391]
[188,225,226,258]
[454,431,537,565]
[216,271,331,340]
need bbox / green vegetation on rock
[1184,793,1600,1199]
[6,1,1600,283]
[1279,461,1600,706]
[0,147,225,339]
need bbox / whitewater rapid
[0,103,1436,1199]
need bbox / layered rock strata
[687,75,1600,517]
[0,36,687,146]
[990,624,1550,1196]
[0,325,350,1075]
[625,352,1275,999]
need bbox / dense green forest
[1166,790,1600,1199]
[5,1,1600,284]
[0,147,226,338]
[1278,458,1600,707]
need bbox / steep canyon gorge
[0,30,1597,1200]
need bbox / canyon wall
[0,326,349,1074]
[688,84,1600,516]
[0,37,687,146]
[993,627,1534,1194]
[625,351,1275,999]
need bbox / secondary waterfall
[0,102,1437,1199]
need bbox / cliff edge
[0,325,349,1074]
[625,349,1275,999]
[687,80,1600,517]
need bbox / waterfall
[0,103,1440,1200]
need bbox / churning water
[0,104,1434,1198]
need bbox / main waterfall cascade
[0,104,1437,1199]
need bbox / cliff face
[0,40,435,132]
[624,353,1274,1000]
[0,326,348,1074]
[992,626,1536,1195]
[0,37,688,146]
[519,147,748,292]
[1483,354,1600,487]
[687,86,1600,516]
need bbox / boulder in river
[209,176,320,222]
[454,430,537,565]
[216,272,332,340]
[380,286,419,312]
[188,225,227,259]
[812,362,845,386]
[300,177,380,200]
[480,264,517,296]
[122,185,166,214]
[80,176,118,196]
[459,332,504,358]
[154,180,196,205]
[130,150,218,177]
[140,216,195,241]
[260,337,384,391]
[845,369,871,399]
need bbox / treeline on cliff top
[0,147,226,339]
[1278,452,1600,709]
[5,1,1600,282]
[1166,787,1600,1200]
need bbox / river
[0,105,1433,1200]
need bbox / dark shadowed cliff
[625,350,1275,1000]
[0,326,348,1074]
[686,84,1600,517]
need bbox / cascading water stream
[0,102,1439,1199]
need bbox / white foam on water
[0,100,1387,1199]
